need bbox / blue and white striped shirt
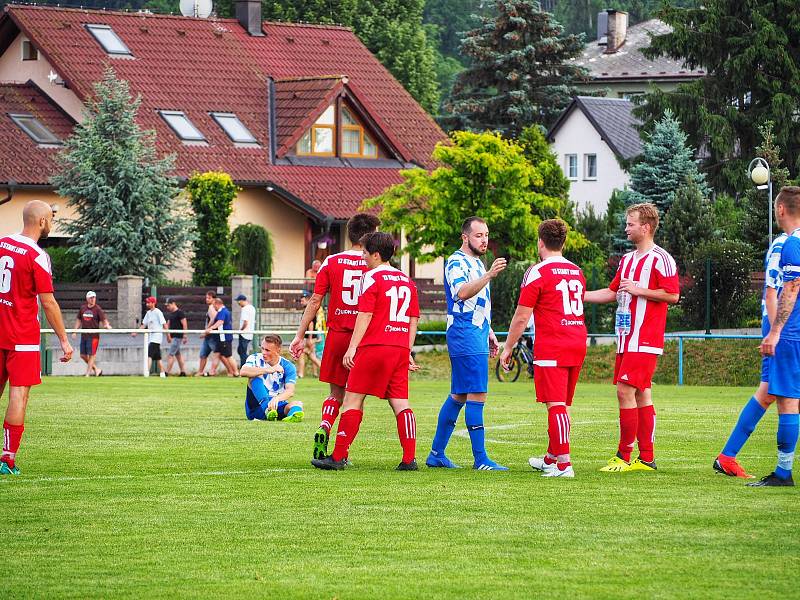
[444,250,491,356]
[762,233,787,335]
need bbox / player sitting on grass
[311,232,421,471]
[240,334,303,422]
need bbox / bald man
[0,200,72,475]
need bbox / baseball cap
[86,291,96,298]
[235,294,247,301]
[146,296,157,304]
[165,297,175,304]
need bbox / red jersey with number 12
[314,250,368,332]
[0,234,54,349]
[518,257,587,366]
[357,265,420,348]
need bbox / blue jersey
[214,306,233,342]
[244,354,297,396]
[762,233,787,336]
[444,250,491,356]
[777,228,800,341]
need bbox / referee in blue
[426,216,508,470]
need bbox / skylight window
[9,114,60,145]
[210,113,257,144]
[85,24,132,56]
[158,110,206,142]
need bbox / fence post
[252,276,261,332]
[143,331,149,377]
[116,275,144,329]
[705,258,711,335]
[677,336,684,386]
[590,265,598,346]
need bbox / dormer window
[210,112,257,144]
[297,105,335,156]
[9,114,60,145]
[296,104,379,158]
[85,24,132,56]
[158,110,205,142]
[341,107,378,158]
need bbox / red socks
[637,405,656,463]
[396,409,416,464]
[2,421,24,468]
[319,396,340,433]
[618,408,638,462]
[331,410,363,462]
[547,405,571,468]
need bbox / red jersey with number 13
[518,257,587,366]
[357,265,420,348]
[314,250,368,332]
[0,234,54,349]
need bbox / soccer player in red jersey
[584,203,680,472]
[290,213,380,460]
[311,232,421,471]
[0,200,73,475]
[500,219,587,478]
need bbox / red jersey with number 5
[314,250,368,332]
[518,257,587,366]
[0,234,54,350]
[357,265,420,348]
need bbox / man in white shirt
[133,296,167,378]
[236,294,256,368]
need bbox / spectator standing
[205,297,239,377]
[236,294,256,367]
[73,290,111,377]
[133,296,167,378]
[164,298,188,376]
[196,290,220,376]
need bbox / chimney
[596,11,608,45]
[236,0,263,36]
[604,9,627,54]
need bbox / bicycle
[495,336,534,382]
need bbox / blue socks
[430,395,465,457]
[286,405,302,418]
[465,401,489,464]
[721,397,767,457]
[775,413,799,480]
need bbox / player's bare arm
[765,287,778,326]
[40,292,73,362]
[408,316,420,371]
[488,329,500,358]
[456,257,507,301]
[290,292,323,358]
[761,279,800,356]
[343,311,373,369]
[267,382,296,411]
[500,304,534,369]
[619,279,679,304]
[583,288,616,304]
[240,363,284,378]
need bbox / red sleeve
[409,282,420,318]
[358,278,378,313]
[609,262,622,293]
[32,253,54,295]
[313,263,331,296]
[518,279,541,308]
[655,268,680,294]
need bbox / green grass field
[1,375,798,599]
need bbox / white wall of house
[577,79,684,100]
[550,108,629,214]
[0,33,86,121]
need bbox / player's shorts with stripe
[760,356,771,383]
[534,364,582,406]
[449,353,489,395]
[768,339,800,398]
[320,329,352,388]
[79,336,100,356]
[613,352,659,391]
[347,345,410,399]
[0,347,41,387]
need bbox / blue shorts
[760,356,771,383]
[200,335,218,358]
[768,339,800,398]
[245,387,288,421]
[449,353,489,395]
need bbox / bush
[682,239,753,329]
[416,320,447,345]
[231,223,274,278]
[46,246,82,282]
[490,259,534,331]
[187,171,237,285]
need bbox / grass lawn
[1,375,798,599]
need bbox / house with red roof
[0,2,447,279]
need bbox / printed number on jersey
[0,255,13,293]
[555,278,583,316]
[341,269,361,305]
[386,286,411,323]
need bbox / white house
[547,96,642,214]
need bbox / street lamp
[748,157,772,243]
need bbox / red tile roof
[0,5,446,218]
[274,76,344,157]
[0,82,74,185]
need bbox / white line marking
[0,468,308,485]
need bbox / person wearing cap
[132,296,167,378]
[164,298,188,376]
[236,294,256,368]
[72,290,111,377]
[205,296,239,377]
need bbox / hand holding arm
[583,287,617,304]
[456,258,507,301]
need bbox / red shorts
[0,348,42,388]
[534,364,582,406]
[613,352,659,391]
[319,329,353,388]
[346,345,410,399]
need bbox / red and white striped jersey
[609,245,679,355]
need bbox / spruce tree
[658,179,714,274]
[443,0,589,136]
[51,68,194,282]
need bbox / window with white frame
[210,112,257,144]
[158,110,205,142]
[9,114,60,145]
[584,154,597,180]
[85,24,132,56]
[565,154,578,180]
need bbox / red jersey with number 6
[357,265,420,348]
[0,234,54,350]
[518,257,587,366]
[314,250,369,332]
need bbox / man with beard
[426,216,508,470]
